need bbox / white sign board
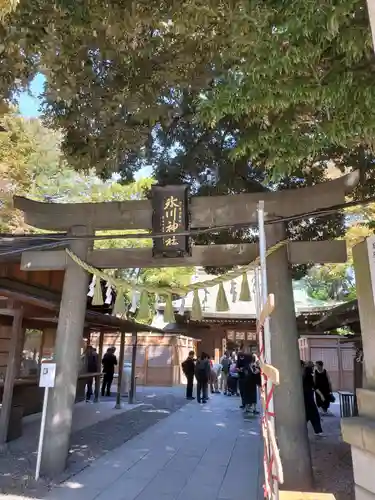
[39,363,56,388]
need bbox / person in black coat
[302,361,324,436]
[101,347,117,397]
[243,354,261,414]
[182,351,196,400]
[195,353,211,404]
[314,361,334,415]
[236,346,252,409]
[85,345,99,402]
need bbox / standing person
[208,356,214,394]
[237,345,252,409]
[314,361,334,415]
[84,345,99,402]
[227,359,239,395]
[182,350,196,400]
[101,347,117,397]
[195,353,210,404]
[243,354,261,414]
[220,351,231,394]
[210,360,221,394]
[302,362,324,436]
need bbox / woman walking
[314,361,334,416]
[302,361,324,436]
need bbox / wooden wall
[0,326,12,381]
[298,335,355,392]
[90,333,197,386]
[0,263,64,293]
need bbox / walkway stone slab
[47,394,263,500]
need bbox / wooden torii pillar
[14,172,358,483]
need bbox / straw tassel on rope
[137,290,150,321]
[239,272,251,301]
[163,294,175,323]
[112,288,127,317]
[216,282,229,312]
[92,275,104,306]
[191,289,202,321]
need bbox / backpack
[221,357,231,372]
[195,360,208,377]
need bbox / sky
[16,73,45,118]
[16,73,151,179]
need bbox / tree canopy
[0,1,374,177]
[0,111,38,231]
[0,111,193,295]
[304,199,375,302]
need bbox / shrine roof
[313,299,358,331]
[0,277,162,334]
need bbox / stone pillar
[41,227,91,477]
[342,237,375,500]
[266,224,313,490]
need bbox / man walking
[101,347,117,397]
[182,350,196,400]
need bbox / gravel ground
[0,389,188,498]
[310,412,354,500]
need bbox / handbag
[328,393,336,403]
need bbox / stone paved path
[47,394,263,500]
[0,388,188,497]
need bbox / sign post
[35,362,56,480]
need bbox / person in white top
[209,358,222,394]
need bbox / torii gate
[14,172,358,488]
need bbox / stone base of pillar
[342,389,375,500]
[356,484,375,500]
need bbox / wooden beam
[0,286,58,312]
[20,240,347,271]
[260,362,280,385]
[0,309,15,317]
[287,240,347,264]
[13,172,359,231]
[0,309,23,447]
[279,493,336,500]
[259,294,275,327]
